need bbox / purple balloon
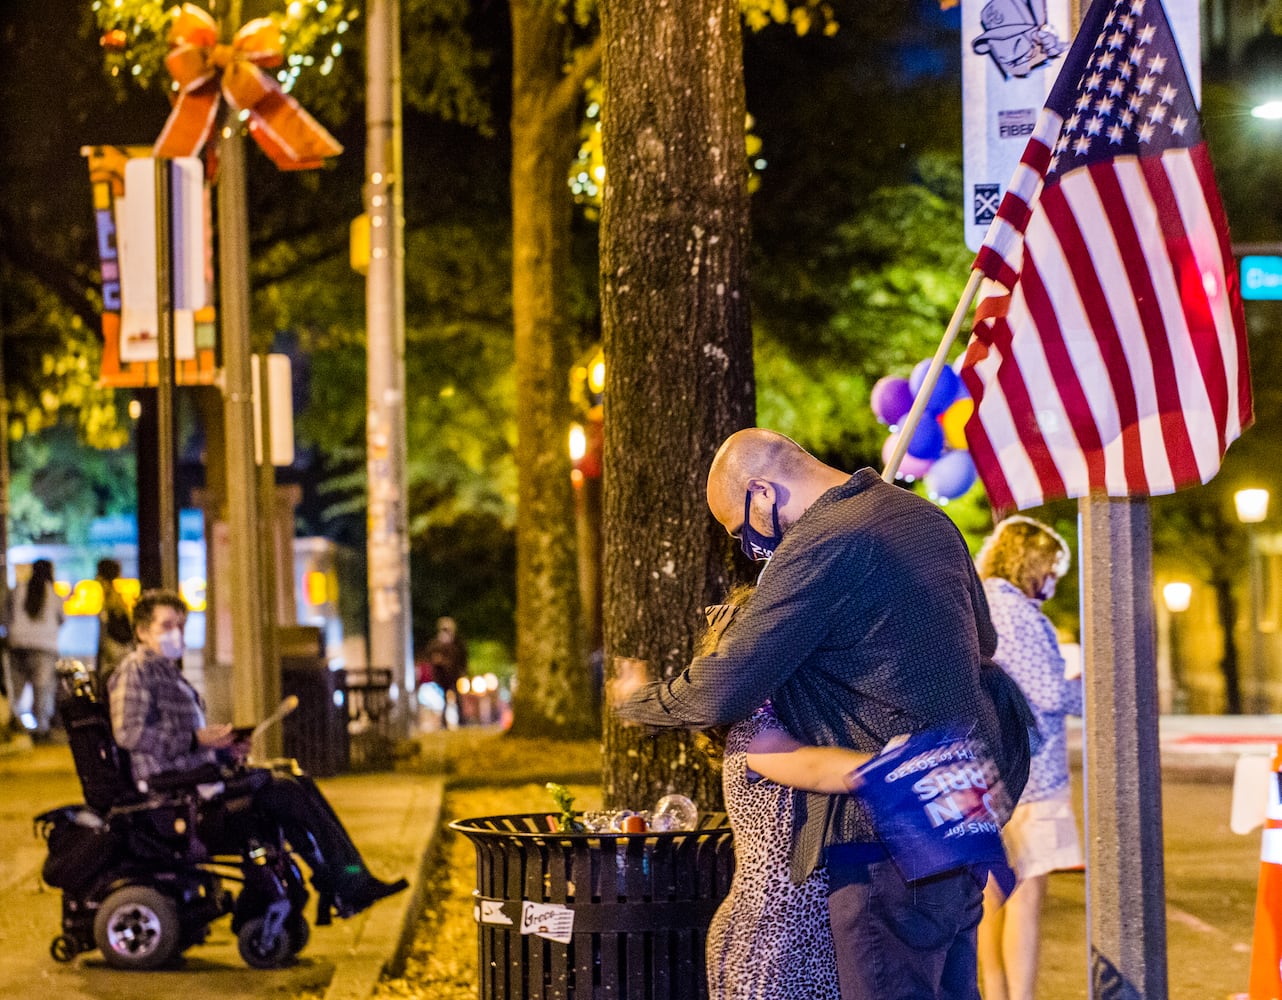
[909,360,962,416]
[925,450,978,500]
[882,434,936,481]
[871,377,915,426]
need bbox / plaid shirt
[619,469,1001,881]
[108,646,216,783]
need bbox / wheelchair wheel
[50,934,79,963]
[285,913,310,957]
[93,885,181,970]
[237,915,293,969]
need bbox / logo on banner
[971,0,1067,79]
[997,108,1037,140]
[973,185,1001,227]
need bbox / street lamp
[1244,32,1282,120]
[1161,581,1192,714]
[1236,488,1271,714]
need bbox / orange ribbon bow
[154,3,342,171]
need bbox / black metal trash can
[450,812,735,1000]
[344,667,396,771]
[279,625,349,777]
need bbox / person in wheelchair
[108,589,407,921]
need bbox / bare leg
[978,875,1010,1000]
[1001,874,1048,1000]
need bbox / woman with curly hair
[974,517,1082,1000]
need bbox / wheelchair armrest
[141,762,226,793]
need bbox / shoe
[313,865,407,920]
[333,873,408,918]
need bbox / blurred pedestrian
[975,517,1082,1000]
[8,559,64,741]
[425,616,468,727]
[94,559,133,693]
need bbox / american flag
[961,0,1251,512]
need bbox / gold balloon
[940,398,974,451]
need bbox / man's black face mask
[740,490,782,562]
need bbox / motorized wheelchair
[35,660,312,971]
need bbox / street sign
[1241,255,1282,301]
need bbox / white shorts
[1002,789,1084,879]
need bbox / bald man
[616,428,1002,1000]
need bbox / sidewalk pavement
[0,736,444,1000]
[1067,713,1282,779]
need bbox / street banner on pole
[962,0,1201,253]
[962,0,1074,252]
[81,145,218,388]
[119,156,207,363]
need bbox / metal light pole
[153,158,179,592]
[365,0,413,719]
[1236,488,1270,714]
[215,0,272,740]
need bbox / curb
[323,775,445,1000]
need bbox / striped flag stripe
[1018,210,1113,492]
[1092,162,1201,488]
[1140,152,1230,468]
[1038,175,1151,494]
[1187,145,1254,432]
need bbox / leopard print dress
[705,706,840,999]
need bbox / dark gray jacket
[618,468,1000,878]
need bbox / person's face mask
[740,490,782,562]
[157,627,185,661]
[1034,575,1057,602]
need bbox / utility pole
[217,0,273,744]
[364,0,413,718]
[153,158,179,592]
[1072,6,1170,999]
[0,269,9,695]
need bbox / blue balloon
[909,360,961,416]
[904,417,945,461]
[925,450,978,500]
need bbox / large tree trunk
[598,0,755,811]
[506,2,597,737]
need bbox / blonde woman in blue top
[974,517,1083,1000]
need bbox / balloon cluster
[872,360,978,502]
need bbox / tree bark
[598,0,755,811]
[506,1,597,737]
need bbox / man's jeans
[826,851,983,1000]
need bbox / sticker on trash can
[479,899,513,926]
[520,901,574,943]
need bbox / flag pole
[881,268,984,483]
